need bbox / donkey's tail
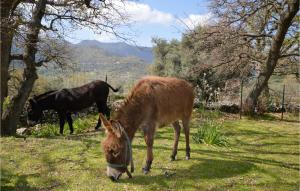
[107,83,120,92]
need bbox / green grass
[1,111,299,191]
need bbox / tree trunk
[1,72,37,135]
[1,0,47,136]
[244,0,299,114]
[1,29,13,111]
[0,1,14,118]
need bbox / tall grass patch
[193,120,228,146]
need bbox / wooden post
[240,79,243,119]
[281,84,285,120]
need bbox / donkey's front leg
[182,118,191,160]
[142,129,154,174]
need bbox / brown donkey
[99,76,194,181]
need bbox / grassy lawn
[1,111,299,191]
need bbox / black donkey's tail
[107,83,120,92]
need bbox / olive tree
[210,0,299,114]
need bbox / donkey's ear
[99,113,112,132]
[110,120,122,138]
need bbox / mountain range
[76,40,153,63]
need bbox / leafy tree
[150,38,169,76]
[151,26,246,103]
[210,0,299,114]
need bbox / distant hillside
[10,39,152,92]
[77,40,153,63]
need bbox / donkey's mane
[116,94,138,118]
[116,81,145,117]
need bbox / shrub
[31,124,60,137]
[193,120,228,146]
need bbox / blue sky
[67,0,211,47]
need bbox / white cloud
[67,1,212,45]
[116,1,174,25]
[181,13,213,29]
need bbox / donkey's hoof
[170,155,176,161]
[143,170,149,174]
[186,156,190,160]
[142,168,150,174]
[95,126,101,130]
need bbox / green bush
[193,120,228,146]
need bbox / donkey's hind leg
[58,113,66,135]
[171,121,181,161]
[66,113,74,134]
[95,116,101,130]
[95,102,103,130]
[182,117,191,160]
[95,102,111,130]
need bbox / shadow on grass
[121,159,254,189]
[132,143,300,172]
[192,149,300,171]
[236,140,299,147]
[184,158,255,179]
[1,169,64,191]
[1,170,40,191]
